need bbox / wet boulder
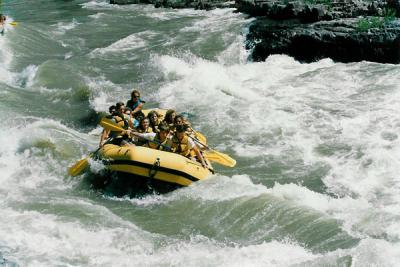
[241,0,400,63]
[246,18,400,63]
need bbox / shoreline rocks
[246,17,400,63]
[239,0,400,63]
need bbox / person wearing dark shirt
[126,89,145,115]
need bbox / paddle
[100,117,125,132]
[191,128,206,144]
[68,119,118,176]
[189,135,236,167]
[9,22,17,26]
[68,152,94,177]
[100,117,173,151]
[68,146,102,177]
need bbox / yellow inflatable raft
[94,143,214,195]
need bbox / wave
[52,18,80,35]
[90,31,154,56]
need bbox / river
[1,0,400,266]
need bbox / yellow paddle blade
[204,150,236,167]
[68,156,89,176]
[9,22,18,26]
[194,131,207,144]
[100,117,124,132]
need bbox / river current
[1,0,400,266]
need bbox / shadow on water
[80,170,181,199]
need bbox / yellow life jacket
[137,127,153,134]
[171,135,191,157]
[113,114,129,129]
[134,127,153,146]
[144,133,171,151]
[110,115,129,139]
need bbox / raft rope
[148,157,160,178]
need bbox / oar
[69,117,146,176]
[68,152,94,177]
[9,22,18,26]
[100,117,172,151]
[100,117,125,132]
[191,128,206,144]
[68,147,101,177]
[68,134,117,177]
[188,135,236,167]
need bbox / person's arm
[188,138,207,168]
[99,129,110,148]
[128,117,134,129]
[131,132,156,141]
[132,101,144,115]
[193,145,207,168]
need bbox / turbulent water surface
[1,0,400,266]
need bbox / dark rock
[246,18,400,63]
[239,1,400,63]
[235,0,389,21]
[387,0,400,15]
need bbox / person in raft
[98,105,117,147]
[99,102,134,147]
[126,89,145,116]
[131,121,172,151]
[0,14,6,35]
[171,124,207,168]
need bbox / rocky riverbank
[110,0,400,64]
[239,0,400,63]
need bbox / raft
[93,143,214,195]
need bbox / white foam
[85,76,126,112]
[81,0,114,10]
[90,31,156,56]
[135,237,318,267]
[0,33,40,88]
[350,238,400,266]
[0,118,97,195]
[146,7,205,21]
[88,12,106,19]
[0,205,157,267]
[52,18,80,35]
[0,32,14,84]
[180,8,246,34]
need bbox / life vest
[135,127,153,146]
[113,114,129,129]
[109,114,129,139]
[137,127,153,134]
[171,135,191,157]
[144,133,170,151]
